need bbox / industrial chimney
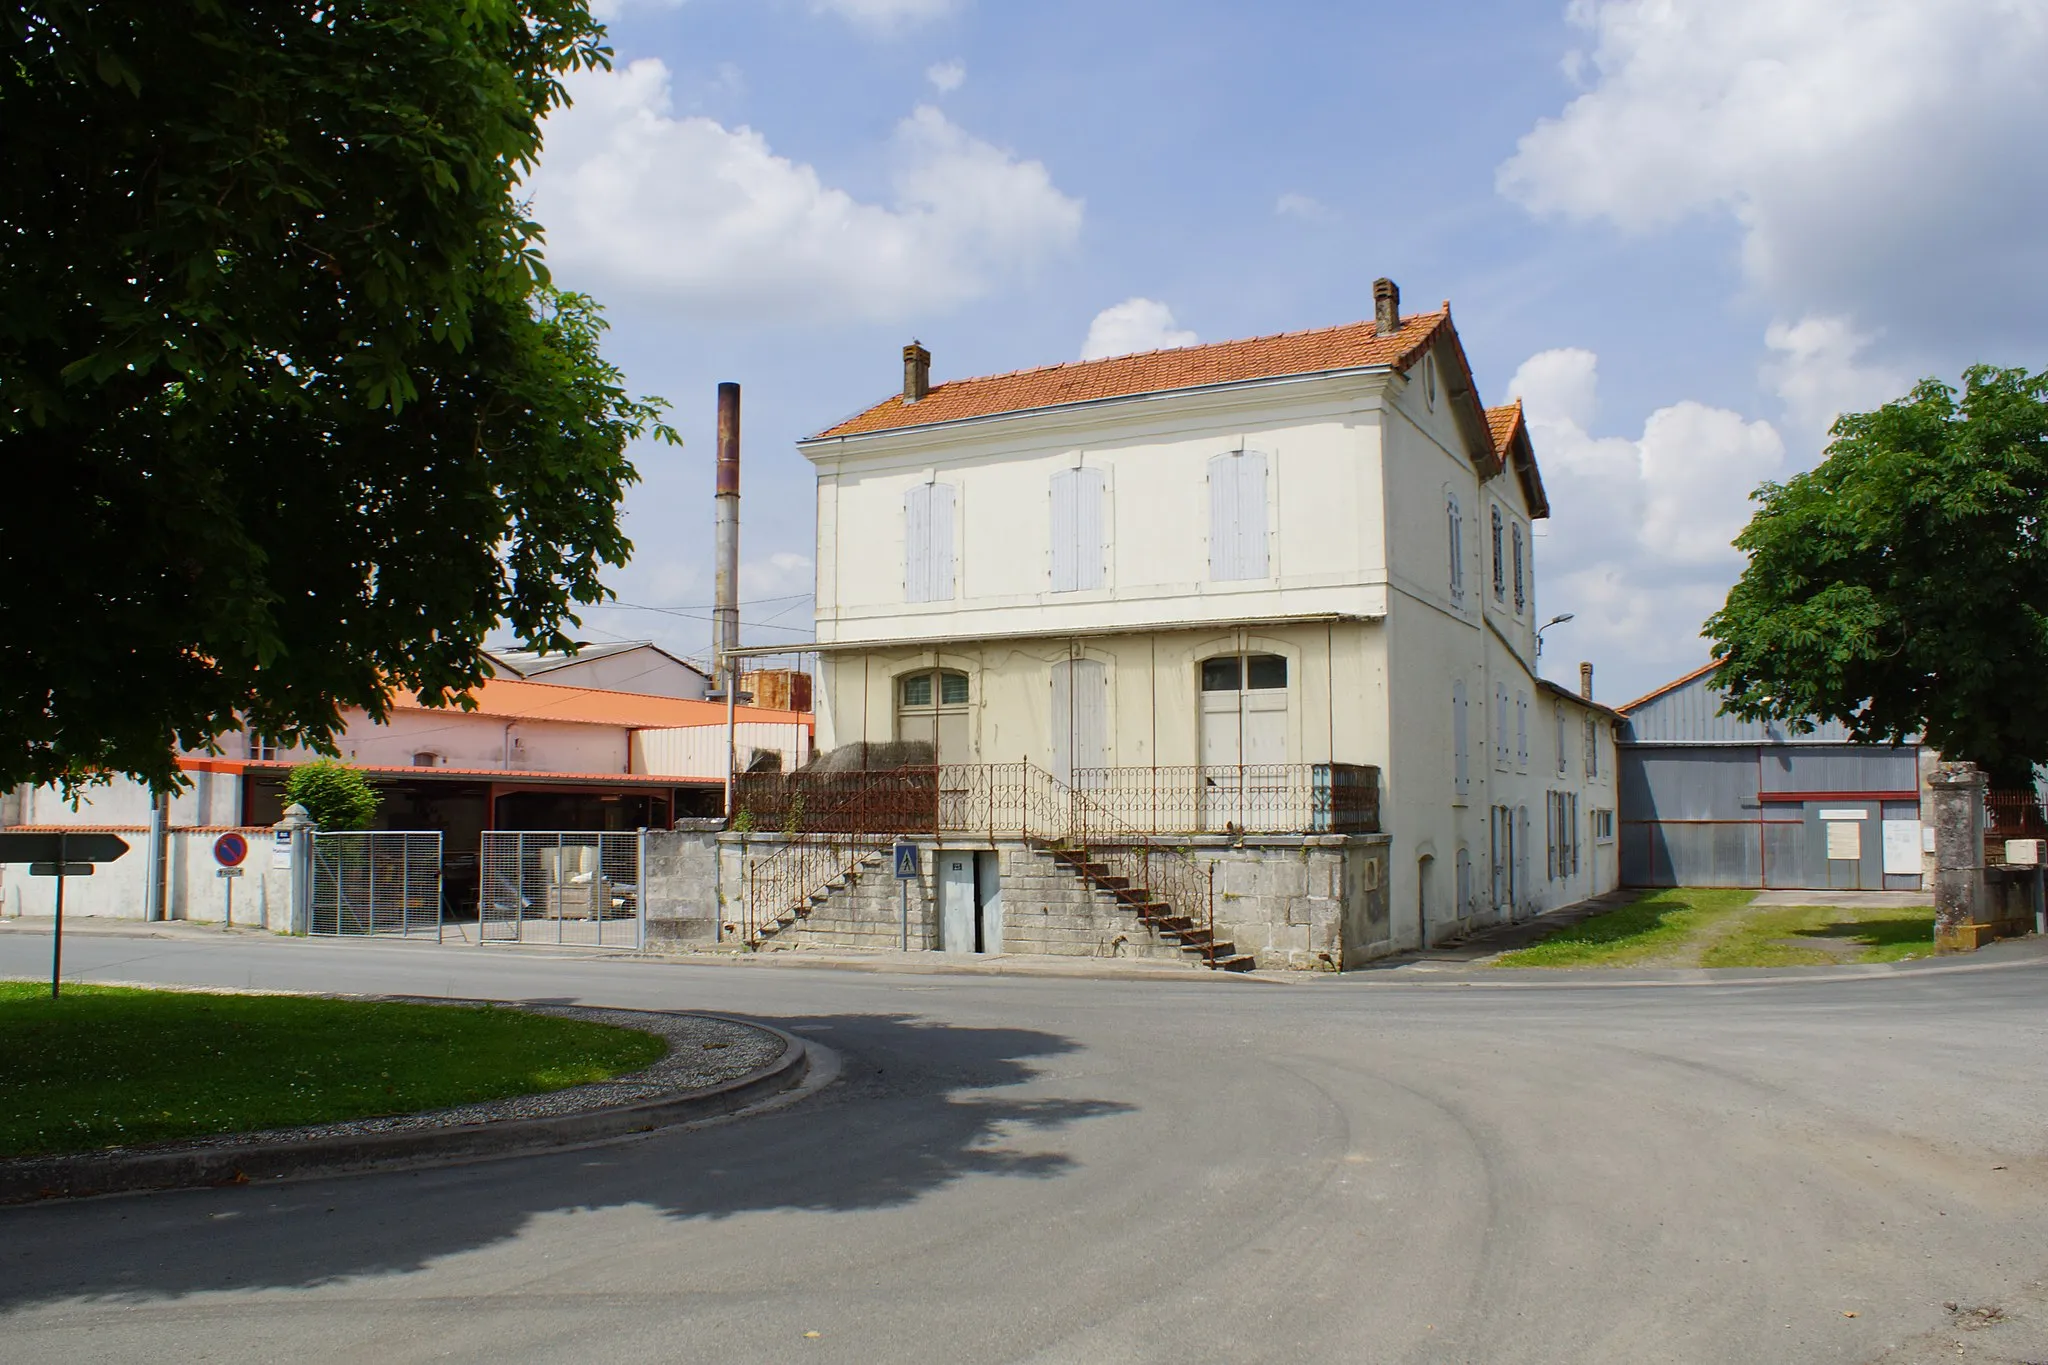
[714,382,741,692]
[1579,661,1594,701]
[903,340,931,403]
[1373,278,1401,335]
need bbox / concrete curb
[0,1014,813,1206]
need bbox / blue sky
[523,0,2048,703]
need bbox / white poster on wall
[1825,820,1862,861]
[1883,820,1922,875]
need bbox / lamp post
[1536,612,1575,659]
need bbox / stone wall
[642,827,1396,969]
[1199,835,1392,970]
[641,820,723,946]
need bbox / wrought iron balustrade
[732,761,1379,838]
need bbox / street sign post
[893,843,920,951]
[213,833,249,928]
[0,832,131,998]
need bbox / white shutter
[1050,469,1077,593]
[1495,684,1509,769]
[1049,467,1104,593]
[1236,452,1268,579]
[1208,452,1240,581]
[1516,692,1529,769]
[1451,679,1468,795]
[927,482,956,601]
[1074,466,1105,589]
[1050,658,1107,785]
[904,485,931,603]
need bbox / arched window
[897,669,971,763]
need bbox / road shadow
[0,1011,1130,1308]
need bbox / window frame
[1512,521,1527,615]
[1490,505,1506,601]
[1446,491,1464,599]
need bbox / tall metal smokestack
[714,382,741,692]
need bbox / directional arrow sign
[0,832,130,864]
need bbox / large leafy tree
[1707,366,2048,786]
[1,1,674,793]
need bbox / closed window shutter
[1236,452,1268,579]
[1208,453,1240,580]
[1447,493,1463,596]
[904,485,931,602]
[927,482,956,601]
[1051,467,1105,592]
[1452,679,1468,795]
[1516,692,1529,767]
[1050,469,1077,592]
[1075,466,1105,589]
[1495,684,1509,768]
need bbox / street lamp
[1536,612,1575,659]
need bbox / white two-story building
[766,281,1617,966]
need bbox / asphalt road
[4,933,2047,1365]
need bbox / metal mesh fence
[308,832,444,937]
[478,831,643,948]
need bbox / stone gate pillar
[1929,762,1988,952]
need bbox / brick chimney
[1579,661,1594,700]
[1373,278,1401,335]
[903,340,931,404]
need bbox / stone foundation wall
[642,827,1396,969]
[995,847,1184,962]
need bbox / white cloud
[1762,315,1906,444]
[1512,348,1786,689]
[926,59,966,93]
[814,0,957,29]
[1080,299,1199,360]
[1499,0,2048,341]
[1274,192,1335,221]
[529,61,1081,325]
[588,0,683,18]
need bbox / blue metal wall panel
[1620,747,1761,822]
[1759,745,1918,792]
[1622,671,1860,745]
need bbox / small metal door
[939,853,977,953]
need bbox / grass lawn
[1698,904,1937,968]
[0,983,667,1159]
[1493,888,1756,968]
[1495,891,1936,970]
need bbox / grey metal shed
[1617,664,1924,891]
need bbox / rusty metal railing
[733,761,1378,838]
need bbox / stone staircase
[749,846,888,948]
[1043,846,1255,971]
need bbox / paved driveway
[3,933,2045,1364]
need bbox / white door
[1199,653,1288,829]
[938,853,976,953]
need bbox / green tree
[283,759,379,831]
[1707,366,2048,785]
[1,1,677,795]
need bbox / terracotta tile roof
[386,676,810,730]
[808,310,1451,440]
[1485,400,1524,458]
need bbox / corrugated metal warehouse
[1617,664,1925,891]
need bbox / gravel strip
[34,1001,786,1158]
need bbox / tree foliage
[282,759,378,831]
[1,1,676,794]
[1707,366,2048,785]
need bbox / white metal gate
[309,831,444,938]
[478,831,644,949]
